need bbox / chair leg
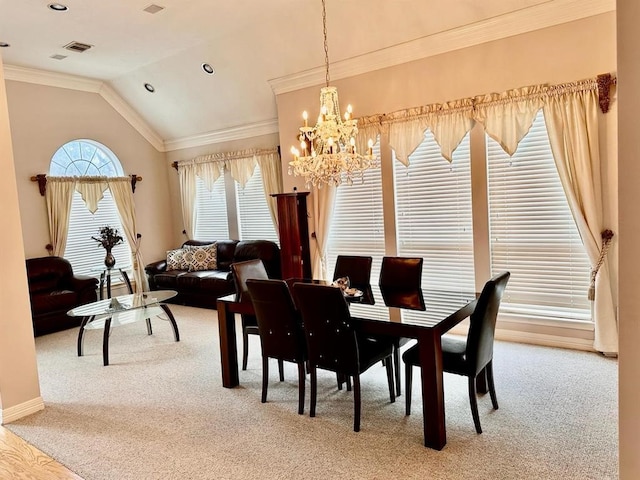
[346,375,352,391]
[278,359,284,381]
[353,374,361,432]
[261,356,269,404]
[468,376,482,434]
[336,373,344,390]
[297,361,306,415]
[394,342,402,397]
[310,366,317,418]
[242,328,249,371]
[405,362,413,415]
[486,361,499,410]
[385,355,395,403]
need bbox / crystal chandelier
[289,0,377,188]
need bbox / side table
[93,266,134,299]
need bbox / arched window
[49,139,131,277]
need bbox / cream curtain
[311,185,337,280]
[74,177,109,214]
[428,99,476,162]
[177,165,197,239]
[45,177,76,256]
[256,150,283,231]
[542,81,617,353]
[108,178,148,292]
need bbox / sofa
[26,256,99,336]
[145,239,281,309]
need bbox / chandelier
[288,0,377,188]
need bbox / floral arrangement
[92,226,124,250]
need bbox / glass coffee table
[68,290,180,366]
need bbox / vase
[104,248,116,269]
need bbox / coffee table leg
[77,315,93,357]
[160,304,180,342]
[103,317,112,366]
[146,318,153,335]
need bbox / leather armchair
[26,256,98,336]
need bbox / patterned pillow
[183,243,218,272]
[166,249,189,271]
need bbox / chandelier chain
[322,0,330,87]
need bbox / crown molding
[163,118,280,152]
[3,65,166,151]
[269,0,615,95]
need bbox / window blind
[326,139,388,319]
[64,189,131,278]
[236,165,279,244]
[486,110,591,322]
[394,130,475,321]
[194,175,229,240]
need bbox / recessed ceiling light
[202,63,215,75]
[48,3,69,11]
[144,83,155,93]
[0,42,9,48]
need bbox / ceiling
[0,0,614,151]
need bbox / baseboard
[0,396,45,425]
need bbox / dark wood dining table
[216,281,478,450]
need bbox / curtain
[45,177,76,256]
[311,185,337,280]
[74,178,109,214]
[256,150,283,232]
[543,81,617,353]
[108,178,148,292]
[177,165,197,239]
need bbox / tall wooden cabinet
[272,192,312,279]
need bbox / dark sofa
[26,256,99,336]
[145,239,281,309]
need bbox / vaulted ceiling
[0,0,614,151]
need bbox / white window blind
[64,189,131,277]
[194,175,229,240]
[236,164,279,244]
[326,139,388,319]
[487,110,591,322]
[394,130,475,321]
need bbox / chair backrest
[246,279,306,363]
[379,256,423,289]
[292,283,360,375]
[333,255,373,288]
[231,259,268,302]
[466,271,511,376]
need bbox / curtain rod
[29,174,142,196]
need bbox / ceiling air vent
[50,54,68,60]
[63,41,93,53]
[143,4,164,14]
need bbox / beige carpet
[6,305,617,480]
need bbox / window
[486,111,591,322]
[194,175,229,240]
[326,139,388,319]
[394,130,475,320]
[236,165,279,243]
[49,139,131,278]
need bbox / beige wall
[0,53,41,417]
[276,13,618,295]
[5,81,174,264]
[617,1,640,477]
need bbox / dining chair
[292,282,395,432]
[378,256,424,396]
[402,271,511,434]
[333,255,373,288]
[231,259,279,374]
[246,279,307,414]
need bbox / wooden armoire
[271,191,312,279]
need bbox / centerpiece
[92,226,124,268]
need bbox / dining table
[216,280,478,450]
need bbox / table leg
[217,300,239,388]
[77,315,93,356]
[99,272,106,300]
[418,331,447,450]
[121,269,133,294]
[160,304,180,342]
[106,272,112,299]
[103,317,112,366]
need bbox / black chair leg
[242,329,249,371]
[385,355,395,403]
[405,363,413,415]
[468,376,482,434]
[261,355,269,403]
[278,359,284,381]
[353,374,361,432]
[310,367,317,418]
[486,361,499,410]
[393,342,402,397]
[346,376,352,391]
[297,361,306,415]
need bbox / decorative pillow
[182,243,218,272]
[166,249,189,271]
